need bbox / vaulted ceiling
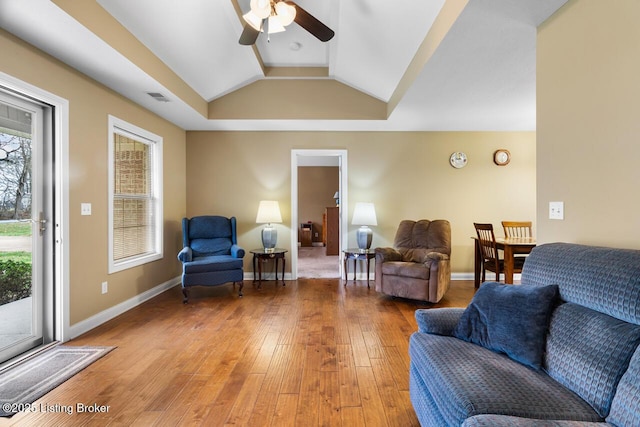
[0,0,567,131]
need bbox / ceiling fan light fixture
[249,0,271,19]
[239,0,334,45]
[243,11,263,32]
[275,2,296,26]
[267,15,286,34]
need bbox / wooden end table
[343,248,375,288]
[251,248,287,289]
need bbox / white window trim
[107,115,163,274]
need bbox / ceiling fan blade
[286,1,335,42]
[239,24,260,45]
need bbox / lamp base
[262,225,277,250]
[356,226,372,250]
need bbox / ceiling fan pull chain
[266,17,271,42]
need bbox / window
[108,116,162,273]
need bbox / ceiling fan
[239,0,335,45]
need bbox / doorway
[0,89,54,364]
[290,150,348,280]
[0,72,68,366]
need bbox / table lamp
[352,202,377,251]
[256,200,282,251]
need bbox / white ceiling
[0,0,567,132]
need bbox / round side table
[250,248,288,289]
[342,248,375,288]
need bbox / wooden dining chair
[474,222,525,283]
[501,221,532,238]
[501,221,533,263]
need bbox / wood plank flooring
[5,279,475,427]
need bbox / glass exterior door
[0,90,48,364]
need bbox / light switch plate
[549,201,564,220]
[81,203,92,216]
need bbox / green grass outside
[0,222,32,236]
[0,251,31,263]
[0,222,31,264]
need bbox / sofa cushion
[452,282,559,370]
[409,332,601,426]
[545,302,640,418]
[380,261,429,280]
[607,345,640,427]
[521,243,640,325]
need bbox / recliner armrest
[415,308,465,335]
[178,247,192,263]
[231,244,245,259]
[375,247,403,263]
[425,252,449,261]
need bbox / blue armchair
[177,216,245,303]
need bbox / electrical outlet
[101,281,108,294]
[549,201,564,220]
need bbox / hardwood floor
[6,279,475,426]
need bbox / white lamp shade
[267,15,286,34]
[352,202,377,226]
[250,0,271,19]
[243,11,264,31]
[275,2,296,26]
[256,200,283,224]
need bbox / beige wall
[298,167,339,242]
[186,131,536,274]
[0,30,186,325]
[537,0,640,248]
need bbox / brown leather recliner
[375,219,451,303]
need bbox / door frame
[290,149,348,279]
[0,71,70,344]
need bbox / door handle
[20,214,47,235]
[38,212,47,235]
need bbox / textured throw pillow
[453,282,559,370]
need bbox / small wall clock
[449,152,467,169]
[493,149,511,166]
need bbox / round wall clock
[449,152,467,169]
[493,149,511,166]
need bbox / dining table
[472,236,537,288]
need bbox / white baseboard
[452,272,522,282]
[452,272,475,281]
[67,276,181,340]
[243,272,516,282]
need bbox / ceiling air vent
[146,92,170,102]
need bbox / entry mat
[0,345,115,417]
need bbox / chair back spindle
[502,221,532,238]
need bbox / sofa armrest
[231,244,245,259]
[375,247,402,263]
[177,247,192,263]
[415,307,465,335]
[462,414,611,426]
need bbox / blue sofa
[409,243,640,426]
